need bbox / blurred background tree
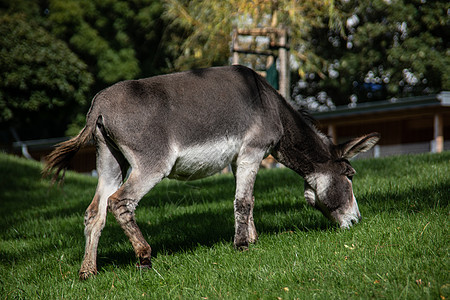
[164,0,334,71]
[0,13,93,139]
[0,0,448,141]
[296,0,450,108]
[165,0,449,109]
[0,0,171,139]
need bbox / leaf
[344,244,356,250]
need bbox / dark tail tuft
[42,127,92,184]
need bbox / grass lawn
[0,151,448,299]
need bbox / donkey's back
[93,65,280,140]
[89,65,283,180]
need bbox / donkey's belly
[168,138,241,181]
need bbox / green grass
[0,151,449,299]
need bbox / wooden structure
[312,92,450,157]
[231,27,290,100]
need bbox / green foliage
[0,14,93,135]
[0,0,169,139]
[48,0,137,84]
[296,0,450,106]
[0,152,448,298]
[165,0,449,107]
[164,0,335,71]
[163,0,240,69]
[0,0,448,139]
[46,0,167,85]
[46,0,168,135]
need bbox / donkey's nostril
[351,215,361,225]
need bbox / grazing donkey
[44,65,379,279]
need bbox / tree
[0,0,171,139]
[296,0,450,107]
[46,0,172,135]
[46,0,167,87]
[164,0,449,108]
[0,14,93,139]
[164,0,335,71]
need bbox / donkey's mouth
[330,205,362,229]
[338,212,362,229]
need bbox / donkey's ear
[338,132,380,160]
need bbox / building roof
[312,91,450,120]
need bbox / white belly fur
[168,138,241,180]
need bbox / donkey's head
[304,133,380,228]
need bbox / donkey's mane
[298,108,317,127]
[298,108,332,144]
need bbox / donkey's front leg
[248,196,258,243]
[233,160,260,250]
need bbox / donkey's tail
[42,124,94,184]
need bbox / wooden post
[232,52,239,65]
[373,145,381,158]
[433,113,443,153]
[231,27,290,99]
[327,124,337,144]
[232,30,239,65]
[278,28,290,101]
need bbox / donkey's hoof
[137,256,152,270]
[136,263,152,270]
[79,269,97,280]
[234,241,249,251]
[238,246,249,251]
[248,236,258,245]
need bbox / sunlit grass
[0,152,448,299]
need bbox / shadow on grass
[358,182,450,214]
[1,153,448,271]
[96,170,324,267]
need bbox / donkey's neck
[273,104,332,177]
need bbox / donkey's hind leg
[107,168,165,269]
[79,140,128,280]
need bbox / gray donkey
[44,65,379,279]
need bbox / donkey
[44,65,379,280]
